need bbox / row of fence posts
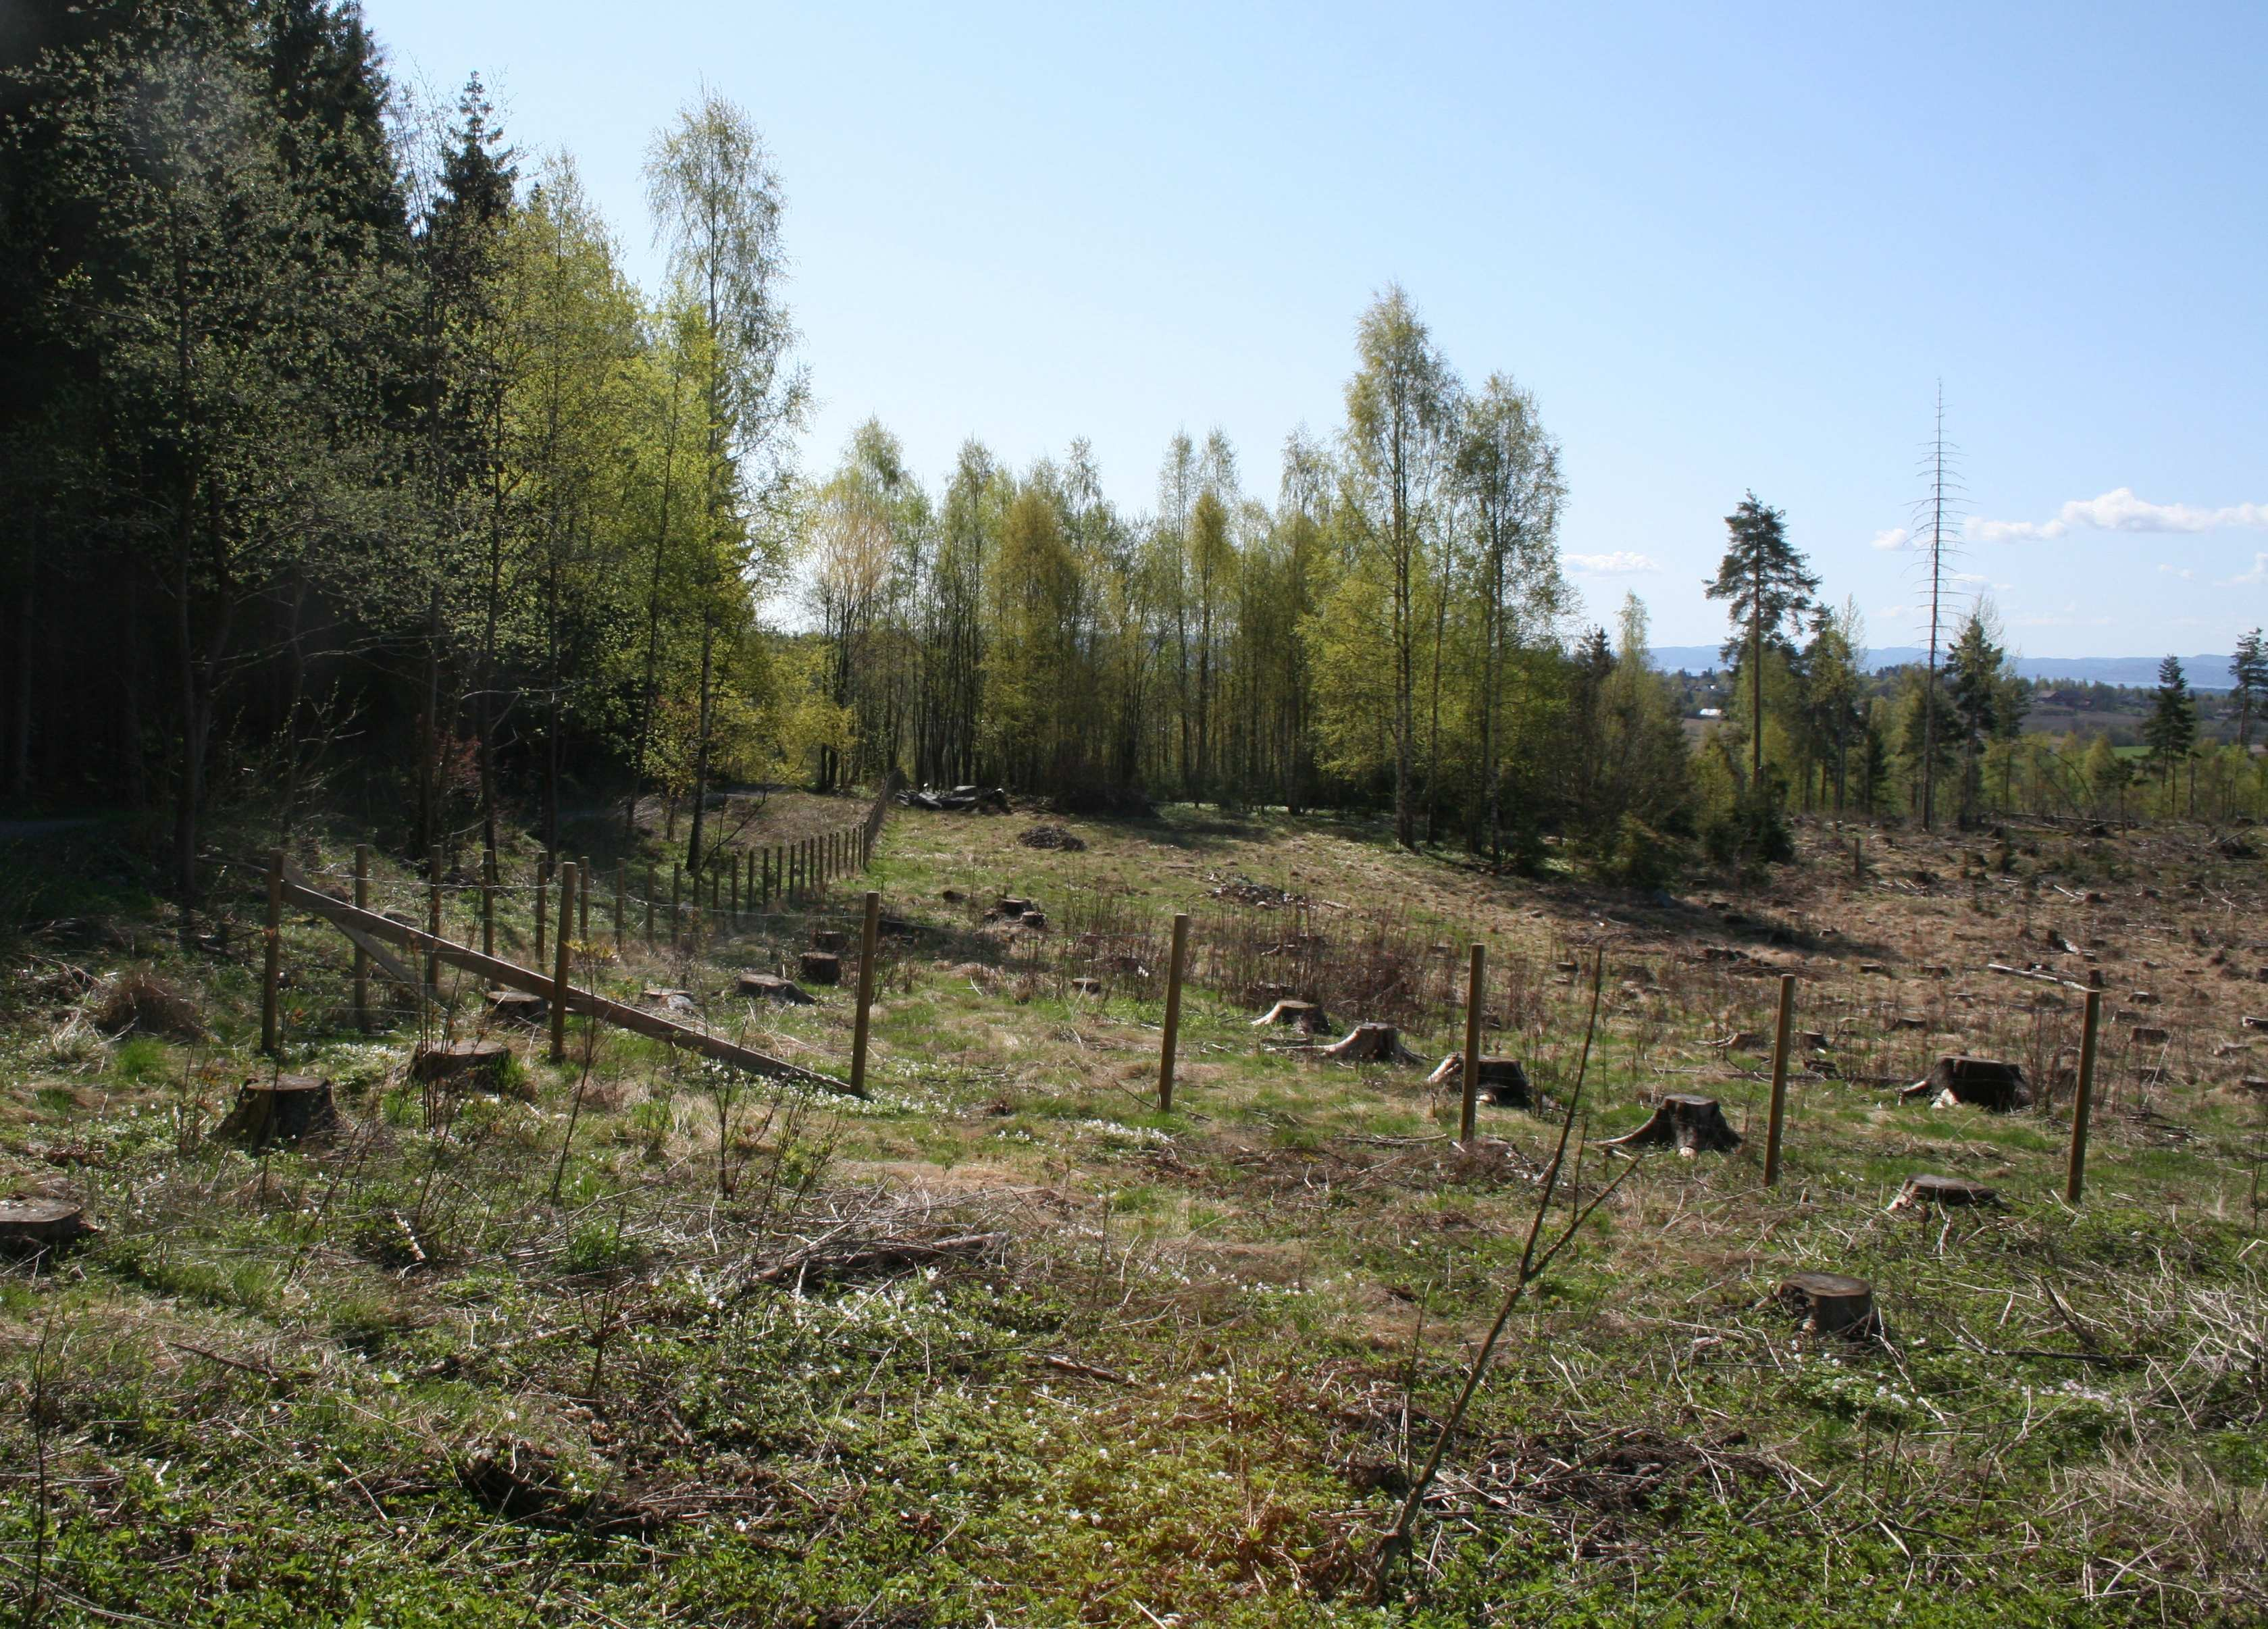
[274,821,876,1042]
[1142,923,2110,1204]
[280,845,2114,1203]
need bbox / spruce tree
[1943,607,2007,825]
[2143,654,2197,792]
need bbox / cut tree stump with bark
[486,989,546,1025]
[216,1075,342,1145]
[1070,976,1104,996]
[0,1197,91,1258]
[1778,1272,1879,1338]
[1019,910,1048,929]
[1424,1052,1532,1106]
[639,988,696,1014]
[1252,998,1331,1033]
[810,929,848,955]
[409,1041,512,1087]
[2130,1026,2171,1045]
[1602,1095,1741,1156]
[996,896,1033,918]
[1315,1023,1423,1064]
[800,952,842,986]
[1888,1173,2001,1211]
[738,973,814,1005]
[1900,1056,2031,1112]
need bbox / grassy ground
[1,798,2264,1625]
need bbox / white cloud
[1971,516,2068,543]
[1870,527,1911,551]
[2223,552,2268,587]
[1950,571,1989,586]
[2157,563,2196,581]
[2059,488,2268,533]
[1564,551,1659,575]
[1971,487,2268,544]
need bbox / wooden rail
[277,864,858,1096]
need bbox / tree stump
[0,1198,91,1259]
[738,973,814,1005]
[1705,1031,1770,1052]
[1601,1095,1741,1156]
[1318,1023,1420,1064]
[1071,976,1104,996]
[2246,1016,2268,1031]
[485,989,546,1025]
[1252,998,1330,1033]
[1778,1272,1879,1338]
[810,929,848,955]
[409,1041,511,1087]
[1424,1053,1532,1106]
[639,988,696,1014]
[799,951,842,986]
[2130,990,2159,1006]
[2237,1077,2268,1094]
[1798,1031,1831,1052]
[997,896,1032,918]
[1019,909,1048,929]
[2130,1026,2170,1046]
[216,1075,341,1146]
[1900,1056,2030,1111]
[1888,1173,2000,1211]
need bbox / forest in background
[5,2,2266,914]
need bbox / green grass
[0,802,2263,1623]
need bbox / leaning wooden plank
[279,877,857,1095]
[321,910,423,994]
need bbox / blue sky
[368,1,2268,655]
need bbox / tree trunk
[8,565,32,799]
[685,615,715,877]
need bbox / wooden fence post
[2066,988,2103,1203]
[480,848,496,958]
[851,889,881,1097]
[262,848,284,1056]
[426,846,443,993]
[352,844,371,1032]
[1459,942,1486,1142]
[550,862,575,1064]
[1158,912,1191,1112]
[1763,973,1796,1187]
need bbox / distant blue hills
[1648,646,2239,692]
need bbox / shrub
[91,966,205,1039]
